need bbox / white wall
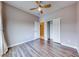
[2,3,38,47]
[34,21,40,39]
[76,2,79,53]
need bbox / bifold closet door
[52,18,60,43]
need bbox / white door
[50,18,60,43]
[34,21,40,39]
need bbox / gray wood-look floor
[3,39,79,57]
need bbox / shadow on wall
[2,3,8,47]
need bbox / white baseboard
[0,51,2,57]
[61,43,77,49]
[76,47,79,55]
[61,43,79,54]
[9,39,38,47]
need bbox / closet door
[52,18,60,43]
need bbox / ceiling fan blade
[35,1,41,5]
[30,8,37,10]
[41,4,51,8]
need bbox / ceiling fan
[30,1,51,14]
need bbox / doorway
[40,22,44,40]
[47,21,50,40]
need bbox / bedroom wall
[34,21,40,39]
[76,2,79,53]
[2,3,38,47]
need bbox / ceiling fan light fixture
[38,7,42,11]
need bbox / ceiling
[4,1,76,17]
